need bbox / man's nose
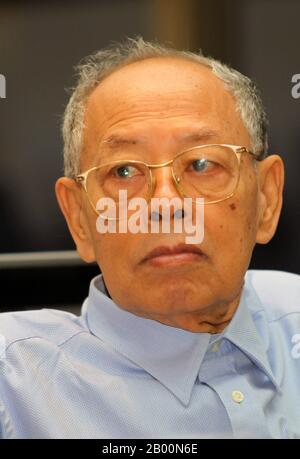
[151,166,181,200]
[150,166,185,220]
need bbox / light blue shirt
[0,269,299,439]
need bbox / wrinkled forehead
[86,57,237,118]
[81,57,250,163]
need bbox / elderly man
[0,38,299,439]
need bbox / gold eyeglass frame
[75,144,263,217]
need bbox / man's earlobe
[55,177,96,263]
[256,155,285,244]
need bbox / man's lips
[141,243,204,267]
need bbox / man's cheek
[204,202,241,237]
[205,202,255,256]
[97,233,134,267]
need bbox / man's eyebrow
[101,135,145,149]
[100,128,220,150]
[179,129,220,143]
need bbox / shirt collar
[84,274,211,406]
[221,272,281,392]
[83,271,280,406]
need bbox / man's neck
[130,292,242,333]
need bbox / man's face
[70,58,270,328]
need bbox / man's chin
[137,259,207,281]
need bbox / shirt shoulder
[246,269,300,322]
[0,307,85,355]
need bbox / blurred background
[0,0,299,312]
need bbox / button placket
[199,352,272,438]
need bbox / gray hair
[62,37,268,178]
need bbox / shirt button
[231,390,245,403]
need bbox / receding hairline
[84,54,228,105]
[82,54,240,132]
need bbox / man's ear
[55,177,96,263]
[256,154,285,244]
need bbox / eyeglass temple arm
[238,147,265,161]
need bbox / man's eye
[112,165,139,179]
[189,159,216,173]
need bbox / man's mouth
[141,243,204,268]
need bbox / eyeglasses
[75,144,262,216]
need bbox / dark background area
[0,0,299,311]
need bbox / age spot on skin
[229,203,236,210]
[246,218,252,231]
